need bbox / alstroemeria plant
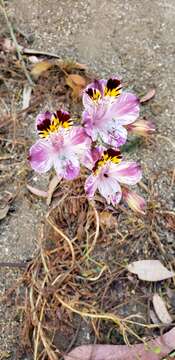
[28,76,155,213]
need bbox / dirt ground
[0,0,175,359]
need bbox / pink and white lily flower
[84,147,143,207]
[82,77,140,148]
[28,110,91,180]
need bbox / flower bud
[126,119,155,136]
[123,188,146,214]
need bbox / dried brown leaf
[100,211,116,228]
[74,62,87,70]
[26,184,48,197]
[0,205,10,220]
[149,310,160,324]
[65,327,175,360]
[66,73,86,98]
[127,260,175,281]
[68,74,86,86]
[31,60,53,79]
[153,293,173,324]
[140,88,156,103]
[46,175,60,206]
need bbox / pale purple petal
[69,126,90,146]
[28,139,53,173]
[110,92,140,125]
[53,157,64,178]
[98,175,121,204]
[85,174,98,199]
[110,190,122,206]
[82,111,94,138]
[101,124,127,148]
[53,154,80,180]
[64,160,80,180]
[109,161,142,185]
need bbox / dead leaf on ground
[59,61,87,71]
[127,260,175,281]
[26,184,48,198]
[31,60,53,79]
[150,310,160,325]
[0,205,10,220]
[140,89,156,103]
[66,73,86,98]
[153,293,173,324]
[22,84,32,110]
[46,175,60,206]
[64,327,175,360]
[99,211,117,228]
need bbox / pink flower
[84,148,142,207]
[82,78,140,148]
[126,119,156,137]
[28,109,91,180]
[122,188,146,214]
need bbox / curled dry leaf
[140,88,156,103]
[153,293,173,324]
[31,60,53,79]
[66,74,86,98]
[0,205,10,220]
[22,84,32,110]
[127,260,175,281]
[64,327,175,360]
[46,175,60,206]
[26,184,48,198]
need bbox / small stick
[0,0,34,86]
[20,47,61,60]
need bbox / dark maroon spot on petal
[92,160,99,173]
[55,110,70,123]
[104,173,108,178]
[104,148,122,159]
[86,88,94,98]
[27,154,31,161]
[107,78,121,91]
[37,117,51,131]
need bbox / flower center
[104,78,122,97]
[92,148,122,174]
[37,111,73,138]
[86,88,101,102]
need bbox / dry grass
[14,175,174,360]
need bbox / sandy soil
[0,0,175,358]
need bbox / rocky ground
[0,0,175,359]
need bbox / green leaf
[120,137,142,153]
